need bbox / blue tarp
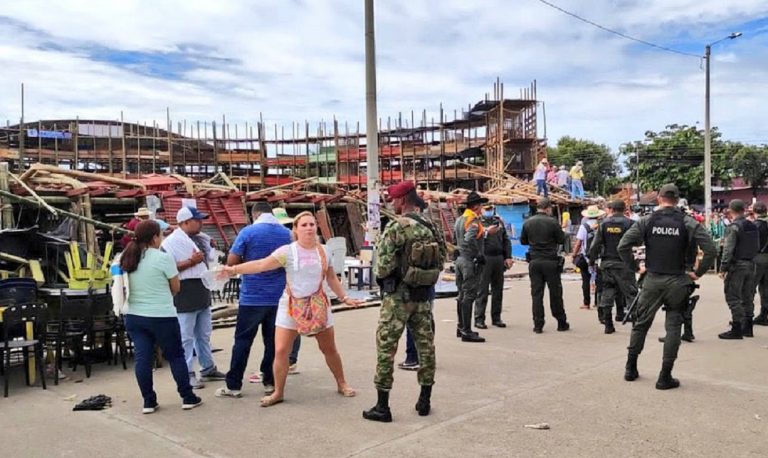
[26,129,72,139]
[495,203,531,259]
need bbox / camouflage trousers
[374,287,436,391]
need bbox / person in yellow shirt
[570,161,585,199]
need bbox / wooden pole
[18,83,25,172]
[0,163,15,228]
[167,108,173,174]
[121,111,127,177]
[73,115,79,171]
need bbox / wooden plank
[345,203,365,255]
[315,208,334,241]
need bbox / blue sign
[26,129,72,140]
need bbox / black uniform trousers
[724,260,756,324]
[575,255,592,306]
[474,255,505,324]
[754,257,768,317]
[528,258,566,327]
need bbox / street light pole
[364,0,380,244]
[704,32,742,224]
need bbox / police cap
[607,199,626,212]
[729,199,746,213]
[658,183,680,199]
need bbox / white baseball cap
[176,206,209,223]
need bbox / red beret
[387,181,415,199]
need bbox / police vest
[643,210,688,274]
[754,219,768,254]
[599,216,633,261]
[732,218,759,260]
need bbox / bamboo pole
[0,163,15,228]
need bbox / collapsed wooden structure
[1,80,551,194]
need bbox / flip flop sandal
[260,395,284,407]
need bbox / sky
[1,0,766,154]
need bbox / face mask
[482,211,494,218]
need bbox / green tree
[547,136,619,195]
[732,145,768,198]
[622,124,735,204]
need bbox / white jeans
[177,307,215,376]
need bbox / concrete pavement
[1,273,767,457]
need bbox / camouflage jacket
[375,212,447,280]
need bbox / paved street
[2,273,768,457]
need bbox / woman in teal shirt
[121,220,202,413]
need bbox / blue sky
[1,0,766,152]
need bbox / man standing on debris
[215,201,293,399]
[618,184,716,390]
[718,199,759,339]
[520,197,570,333]
[752,202,768,326]
[556,165,570,190]
[473,204,513,329]
[587,200,636,334]
[363,181,445,422]
[534,158,549,197]
[454,191,499,342]
[162,206,226,389]
[570,161,585,199]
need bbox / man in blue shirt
[215,201,292,397]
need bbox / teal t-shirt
[126,248,179,318]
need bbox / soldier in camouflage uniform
[363,181,446,423]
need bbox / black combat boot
[753,310,768,326]
[460,331,486,343]
[718,321,743,340]
[681,320,695,342]
[604,309,615,334]
[655,362,680,390]
[624,354,639,381]
[415,385,432,416]
[363,390,393,422]
[615,305,625,322]
[742,319,754,338]
[557,320,570,332]
[597,307,606,324]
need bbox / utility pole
[364,0,380,244]
[704,44,712,224]
[704,32,742,224]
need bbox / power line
[535,0,702,59]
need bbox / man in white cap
[162,206,225,388]
[572,205,605,310]
[534,158,549,197]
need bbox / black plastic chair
[44,294,89,385]
[88,288,127,370]
[1,303,48,397]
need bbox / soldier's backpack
[398,215,442,288]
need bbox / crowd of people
[533,158,586,200]
[112,181,768,422]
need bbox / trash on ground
[524,423,551,430]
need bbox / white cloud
[0,0,766,151]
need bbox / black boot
[604,309,615,334]
[415,385,432,416]
[459,331,485,342]
[557,320,570,332]
[753,311,768,326]
[718,321,743,340]
[615,305,625,322]
[624,354,639,381]
[743,319,754,338]
[363,390,392,422]
[655,362,680,390]
[597,307,606,324]
[681,320,695,342]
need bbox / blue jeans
[536,179,548,197]
[124,315,196,406]
[290,336,301,365]
[225,306,277,390]
[571,179,584,199]
[177,307,215,376]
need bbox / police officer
[752,202,768,326]
[618,184,716,390]
[587,200,636,334]
[473,204,514,329]
[718,199,759,339]
[520,197,569,333]
[454,191,499,342]
[364,181,445,422]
